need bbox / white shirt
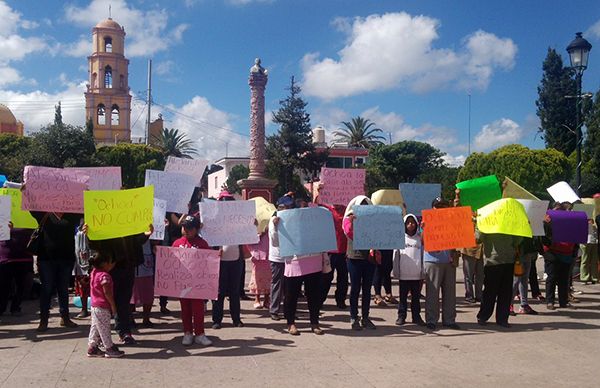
[268,217,286,263]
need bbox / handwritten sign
[0,196,10,240]
[199,200,259,246]
[517,199,550,236]
[66,167,122,190]
[352,205,405,249]
[84,186,154,240]
[547,210,588,244]
[503,177,539,200]
[477,198,532,238]
[399,183,441,216]
[547,181,580,204]
[150,198,167,241]
[0,188,37,229]
[164,156,208,186]
[581,197,600,218]
[22,166,89,213]
[371,189,404,206]
[154,246,220,300]
[456,175,501,212]
[319,167,365,206]
[573,204,595,219]
[250,196,276,233]
[145,170,196,213]
[277,207,337,257]
[422,206,476,252]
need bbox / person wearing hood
[392,213,425,326]
[343,195,377,330]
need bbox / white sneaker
[194,334,213,346]
[182,333,194,346]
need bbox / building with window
[207,157,250,199]
[312,126,369,169]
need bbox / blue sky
[2,0,600,164]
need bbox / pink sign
[22,166,89,213]
[318,167,366,206]
[154,246,220,300]
[66,167,122,190]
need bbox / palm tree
[153,128,198,158]
[333,116,386,148]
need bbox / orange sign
[422,206,476,252]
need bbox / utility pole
[146,59,152,145]
[468,93,471,156]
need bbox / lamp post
[566,32,592,194]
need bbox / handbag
[26,213,50,256]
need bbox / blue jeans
[347,259,375,320]
[513,252,535,306]
[38,260,73,316]
[212,259,243,324]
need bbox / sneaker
[120,334,136,345]
[270,313,281,321]
[360,318,376,330]
[182,333,194,346]
[212,322,222,330]
[351,318,362,331]
[288,324,300,336]
[509,305,516,316]
[104,346,125,358]
[233,321,244,328]
[395,317,406,326]
[194,334,213,346]
[518,305,538,315]
[87,346,104,358]
[546,303,555,310]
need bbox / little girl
[248,231,271,309]
[87,252,124,358]
[130,240,156,327]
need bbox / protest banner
[66,166,122,190]
[517,199,550,236]
[502,177,539,200]
[399,183,441,216]
[277,207,337,257]
[318,167,365,206]
[250,196,276,233]
[84,186,154,240]
[0,196,10,240]
[371,189,404,207]
[547,210,588,244]
[145,169,196,213]
[199,200,259,246]
[154,246,220,300]
[0,188,37,229]
[456,175,502,212]
[164,156,208,186]
[546,181,580,204]
[477,198,532,238]
[352,205,405,249]
[22,166,89,213]
[573,203,595,219]
[422,206,476,252]
[150,198,167,240]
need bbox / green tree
[225,164,250,195]
[85,117,94,138]
[333,116,386,148]
[419,165,461,202]
[0,134,33,181]
[582,91,600,195]
[536,48,578,155]
[54,101,63,126]
[94,143,165,188]
[153,128,198,158]
[29,123,96,168]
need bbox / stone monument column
[239,58,277,201]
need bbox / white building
[207,157,250,199]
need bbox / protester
[319,204,349,310]
[130,240,157,328]
[529,253,545,302]
[74,219,91,318]
[268,195,294,321]
[0,222,33,317]
[373,249,397,306]
[248,231,271,309]
[461,243,483,303]
[159,212,183,314]
[511,237,541,315]
[579,214,598,285]
[392,214,425,326]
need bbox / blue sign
[277,207,337,257]
[0,175,6,188]
[352,205,405,250]
[399,183,441,216]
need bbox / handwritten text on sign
[145,170,196,213]
[0,188,37,229]
[164,156,208,186]
[352,205,405,250]
[477,198,532,238]
[22,166,89,213]
[199,200,259,246]
[422,206,476,252]
[154,246,220,300]
[319,167,365,206]
[66,167,122,190]
[150,198,167,241]
[277,207,337,257]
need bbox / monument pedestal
[238,177,277,202]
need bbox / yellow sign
[477,198,532,238]
[371,189,404,206]
[249,196,276,234]
[502,177,539,200]
[84,186,154,240]
[581,198,600,219]
[0,188,38,229]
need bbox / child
[172,216,213,346]
[130,240,156,327]
[87,252,124,358]
[392,214,425,326]
[248,232,271,309]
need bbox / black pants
[159,296,168,309]
[320,253,349,308]
[529,256,541,297]
[111,265,135,337]
[477,263,514,325]
[398,279,422,321]
[285,271,321,325]
[0,261,32,314]
[212,259,243,324]
[545,256,570,306]
[240,259,247,297]
[373,250,393,295]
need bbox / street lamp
[566,32,592,194]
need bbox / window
[104,66,112,88]
[111,104,119,125]
[214,176,218,190]
[325,157,343,168]
[97,104,106,125]
[104,37,112,52]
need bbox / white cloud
[64,0,189,57]
[228,0,275,5]
[473,118,522,151]
[301,12,517,100]
[61,36,91,58]
[155,60,175,76]
[587,20,600,39]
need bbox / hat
[217,190,234,201]
[276,195,295,208]
[181,215,200,229]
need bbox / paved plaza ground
[1,265,599,388]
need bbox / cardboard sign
[277,207,337,257]
[154,246,220,300]
[573,203,595,219]
[477,198,532,238]
[546,181,580,204]
[145,169,196,213]
[66,167,122,190]
[250,196,276,233]
[164,156,208,186]
[517,199,550,236]
[581,198,600,218]
[84,186,154,240]
[399,183,441,216]
[199,200,259,246]
[502,177,539,200]
[0,196,10,241]
[352,205,405,249]
[0,188,37,229]
[371,189,404,207]
[318,167,366,206]
[422,206,476,252]
[547,210,588,244]
[456,175,502,212]
[150,198,167,241]
[22,166,89,213]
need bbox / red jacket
[321,204,347,254]
[172,236,210,249]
